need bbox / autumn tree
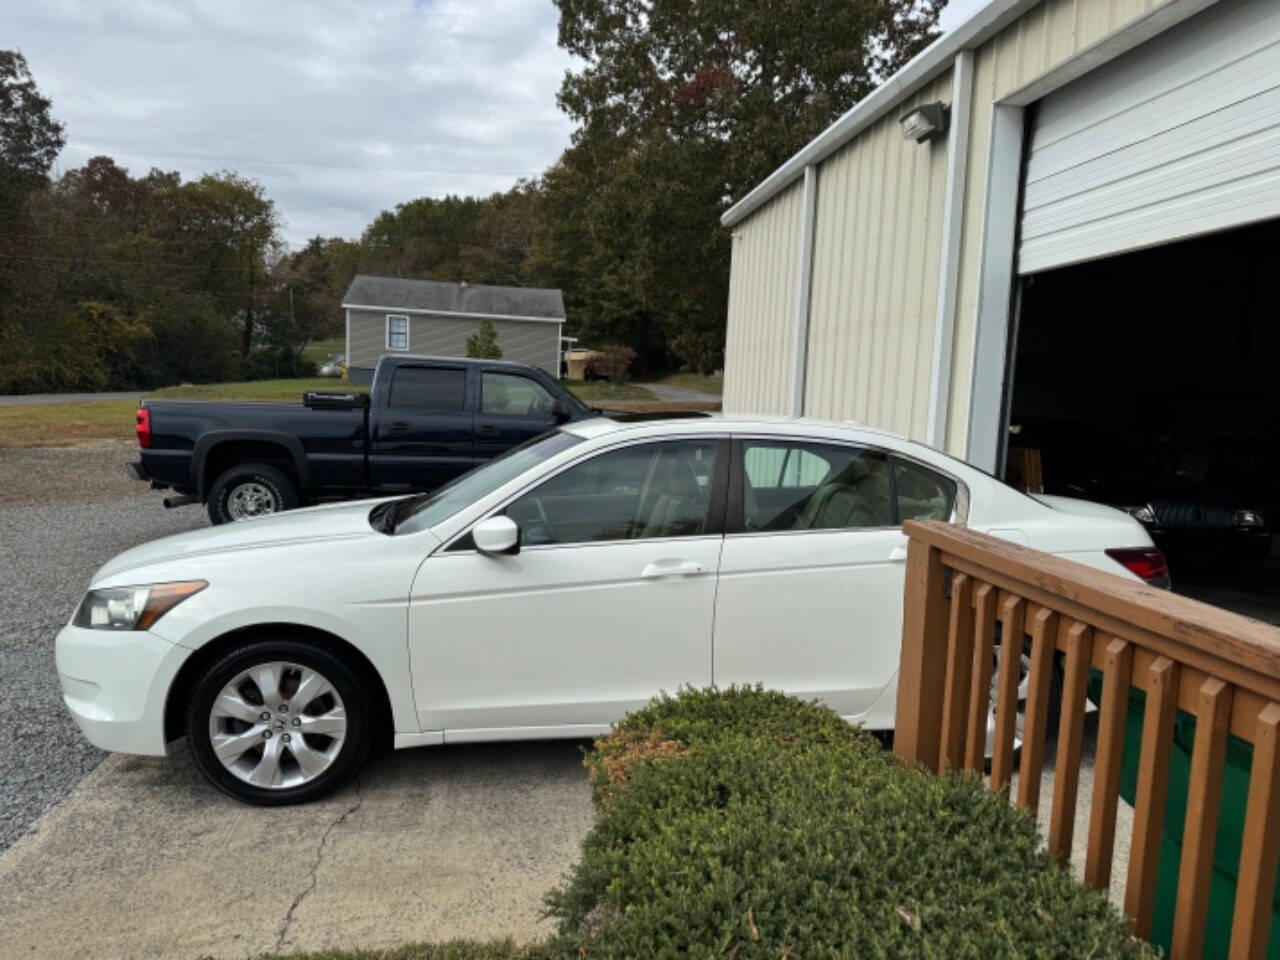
[0,50,65,219]
[536,0,945,372]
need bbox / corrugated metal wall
[722,0,1165,455]
[945,0,1162,453]
[347,309,560,374]
[803,71,953,440]
[721,179,805,414]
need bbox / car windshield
[393,430,584,535]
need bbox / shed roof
[342,275,566,320]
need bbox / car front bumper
[55,623,192,756]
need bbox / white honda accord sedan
[56,416,1165,804]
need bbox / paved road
[0,390,144,405]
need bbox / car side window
[387,366,466,412]
[482,373,555,417]
[893,458,957,522]
[742,441,892,531]
[506,440,719,546]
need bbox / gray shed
[341,275,566,385]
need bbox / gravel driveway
[0,442,205,851]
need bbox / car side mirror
[473,515,520,555]
[552,399,572,423]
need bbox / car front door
[368,362,473,493]
[712,438,912,726]
[472,370,561,465]
[407,436,728,737]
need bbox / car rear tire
[207,462,298,525]
[186,639,374,805]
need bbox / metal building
[721,0,1280,476]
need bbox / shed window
[386,315,409,350]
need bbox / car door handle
[386,421,411,435]
[888,546,908,562]
[640,559,707,579]
[477,424,499,435]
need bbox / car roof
[567,414,923,451]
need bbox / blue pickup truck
[130,355,596,524]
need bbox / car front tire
[207,462,299,525]
[186,639,374,805]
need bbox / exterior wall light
[900,102,950,142]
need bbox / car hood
[93,498,399,584]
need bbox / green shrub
[539,687,1155,959]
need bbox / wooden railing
[893,520,1280,960]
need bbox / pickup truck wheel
[208,463,298,524]
[187,639,373,805]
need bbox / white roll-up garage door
[1018,0,1280,275]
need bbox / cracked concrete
[274,778,364,953]
[0,741,593,959]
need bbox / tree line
[0,1,941,393]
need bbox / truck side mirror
[552,400,572,423]
[473,515,520,555]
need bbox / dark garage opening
[1006,218,1280,624]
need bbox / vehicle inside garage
[1007,217,1280,623]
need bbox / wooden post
[1017,607,1059,811]
[1049,621,1093,865]
[1171,678,1232,960]
[1124,656,1179,936]
[1228,703,1280,960]
[1085,637,1133,891]
[894,537,951,771]
[939,573,975,772]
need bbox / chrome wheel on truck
[226,481,280,520]
[207,462,299,525]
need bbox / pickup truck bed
[132,355,592,523]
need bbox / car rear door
[471,369,562,464]
[368,362,473,493]
[712,437,910,726]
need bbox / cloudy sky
[15,0,986,248]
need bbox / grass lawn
[0,399,142,448]
[559,379,658,403]
[649,372,724,395]
[301,338,345,365]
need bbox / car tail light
[136,406,151,449]
[1106,547,1169,586]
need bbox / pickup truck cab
[131,355,594,524]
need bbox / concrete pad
[0,741,594,959]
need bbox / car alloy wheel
[188,638,372,804]
[208,661,347,789]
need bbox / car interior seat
[637,455,705,538]
[793,457,893,529]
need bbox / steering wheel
[533,497,559,542]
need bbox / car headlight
[73,580,207,631]
[1235,509,1266,529]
